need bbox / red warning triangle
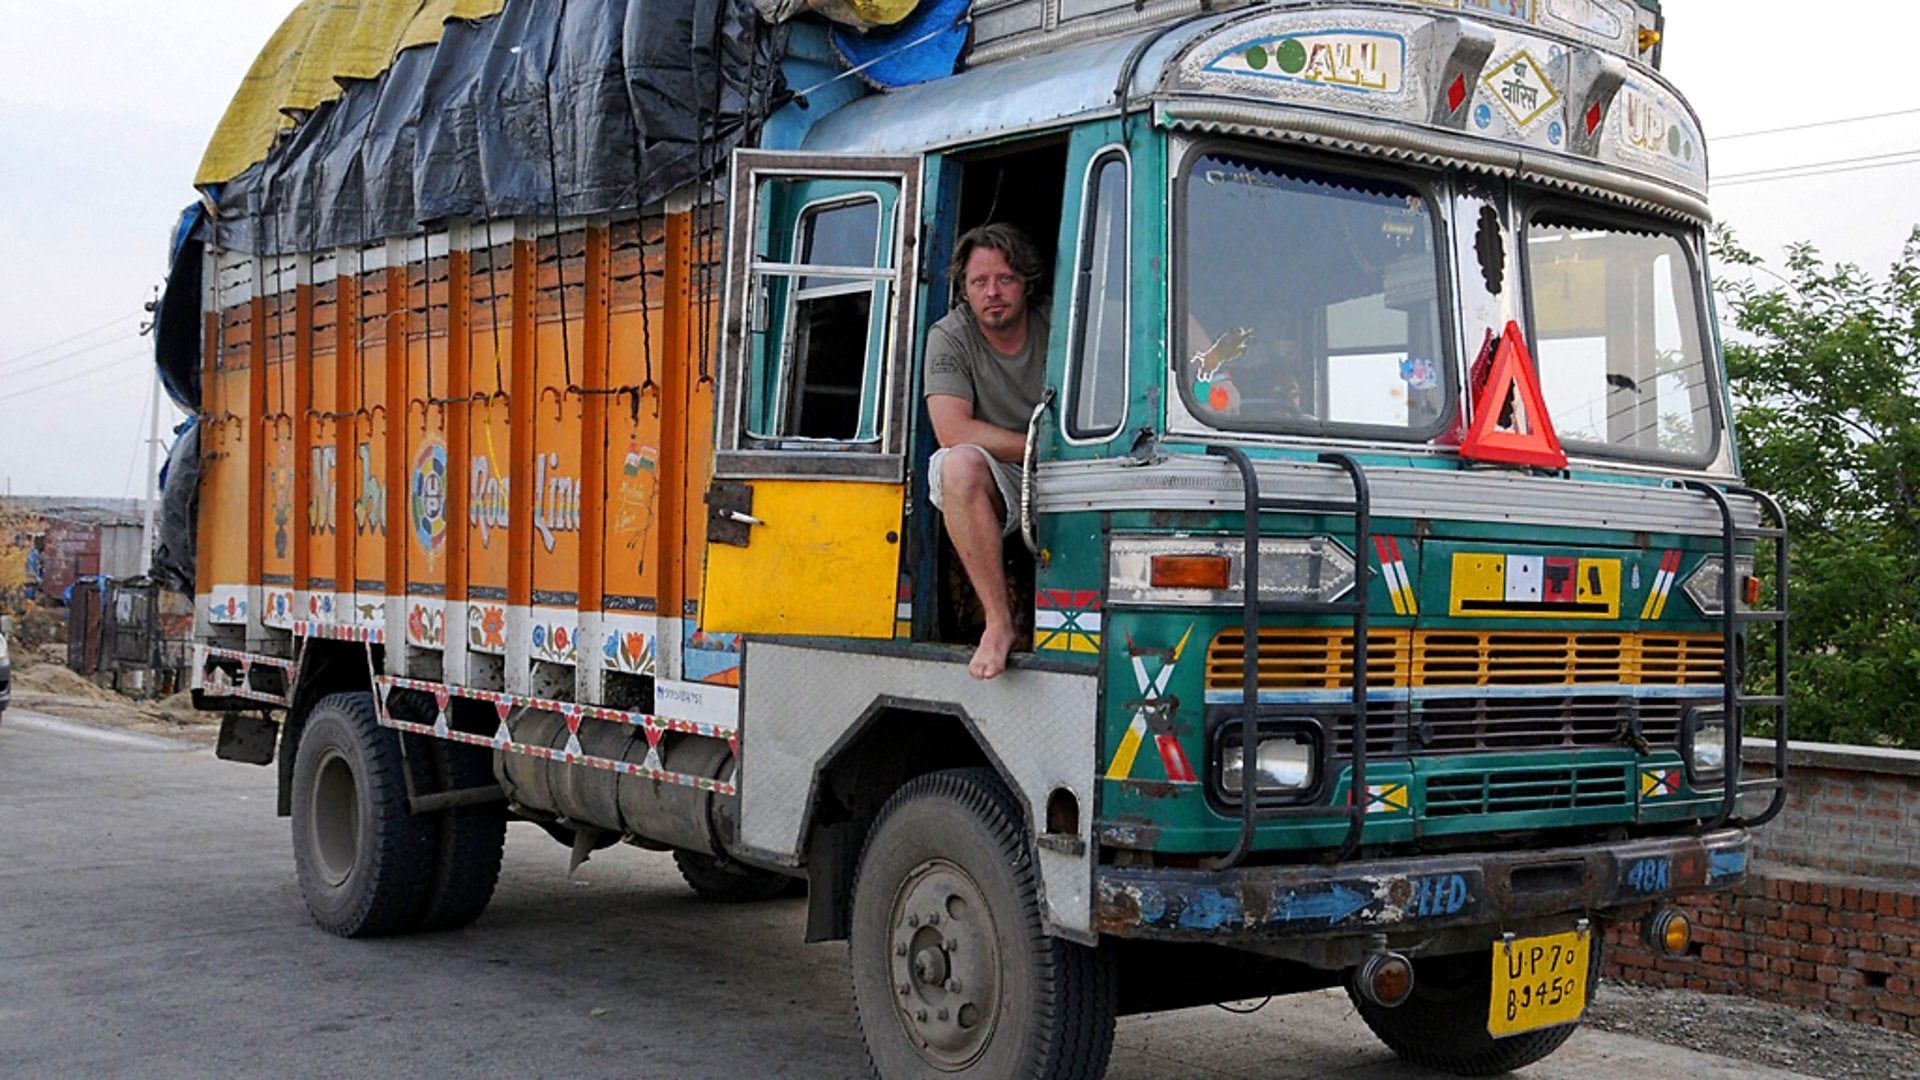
[1460,321,1566,469]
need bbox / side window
[778,197,882,440]
[1067,151,1129,439]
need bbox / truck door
[704,151,922,638]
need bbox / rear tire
[849,768,1115,1079]
[1346,938,1600,1076]
[673,849,800,903]
[290,691,436,937]
[416,738,507,931]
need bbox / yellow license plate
[1488,929,1590,1037]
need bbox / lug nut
[896,943,907,957]
[898,984,910,996]
[929,912,941,925]
[945,978,961,993]
[907,914,919,928]
[916,1010,928,1022]
[937,1008,949,1021]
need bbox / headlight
[1220,732,1319,795]
[1110,535,1356,606]
[1681,555,1756,617]
[1687,710,1727,782]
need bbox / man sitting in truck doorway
[924,223,1049,680]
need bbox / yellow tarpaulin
[195,0,507,187]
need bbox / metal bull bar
[1682,480,1791,829]
[1206,447,1372,871]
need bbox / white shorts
[928,445,1022,538]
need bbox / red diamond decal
[1447,74,1468,113]
[1586,101,1603,135]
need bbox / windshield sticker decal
[1204,30,1407,95]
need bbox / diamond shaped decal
[1482,49,1561,129]
[1585,100,1604,136]
[1447,73,1468,113]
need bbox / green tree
[1713,226,1920,747]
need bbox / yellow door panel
[703,480,904,638]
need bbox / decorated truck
[160,0,1788,1074]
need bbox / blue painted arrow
[1275,882,1373,925]
[1707,849,1747,882]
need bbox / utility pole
[141,368,161,571]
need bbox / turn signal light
[1742,574,1763,607]
[1645,908,1692,957]
[1150,554,1232,590]
[1353,950,1415,1008]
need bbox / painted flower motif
[532,625,547,650]
[481,607,506,649]
[409,606,427,643]
[554,626,569,651]
[603,633,620,661]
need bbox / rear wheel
[290,691,436,937]
[1346,939,1600,1076]
[849,768,1115,1079]
[416,737,507,931]
[673,849,800,903]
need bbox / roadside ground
[7,664,1912,1076]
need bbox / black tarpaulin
[152,420,200,595]
[213,0,784,253]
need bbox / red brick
[1883,994,1920,1018]
[1782,977,1825,1000]
[1770,957,1793,974]
[1792,960,1817,980]
[1841,912,1876,932]
[1701,946,1724,965]
[1815,964,1841,985]
[1891,976,1912,995]
[1852,951,1897,975]
[1788,922,1812,942]
[1898,894,1916,919]
[1809,883,1829,905]
[1829,986,1872,1007]
[1785,903,1826,926]
[1811,927,1836,945]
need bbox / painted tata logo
[410,439,447,554]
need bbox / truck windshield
[1524,212,1717,462]
[1178,147,1448,437]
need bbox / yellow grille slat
[1206,629,1724,690]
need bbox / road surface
[0,706,1809,1078]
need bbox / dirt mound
[14,664,119,701]
[144,691,211,727]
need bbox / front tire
[849,768,1115,1079]
[290,691,437,937]
[1346,939,1600,1076]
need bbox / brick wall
[1604,742,1920,1034]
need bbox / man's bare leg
[941,451,1017,679]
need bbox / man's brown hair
[949,223,1044,295]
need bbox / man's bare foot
[968,622,1019,680]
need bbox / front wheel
[849,768,1115,1079]
[290,691,437,937]
[1346,938,1601,1076]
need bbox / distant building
[0,497,147,604]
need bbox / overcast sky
[1,1,1916,498]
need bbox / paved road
[0,706,1808,1078]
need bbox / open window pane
[1526,215,1714,461]
[744,187,893,446]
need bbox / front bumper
[1096,829,1748,941]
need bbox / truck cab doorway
[917,137,1069,648]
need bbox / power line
[0,328,147,375]
[0,309,144,369]
[1713,156,1920,189]
[1716,107,1920,142]
[1715,147,1920,183]
[0,347,151,405]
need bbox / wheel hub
[887,858,998,1068]
[309,746,360,887]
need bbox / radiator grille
[1206,629,1724,690]
[1322,698,1690,757]
[1424,764,1632,817]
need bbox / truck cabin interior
[924,137,1068,647]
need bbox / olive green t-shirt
[922,307,1050,433]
